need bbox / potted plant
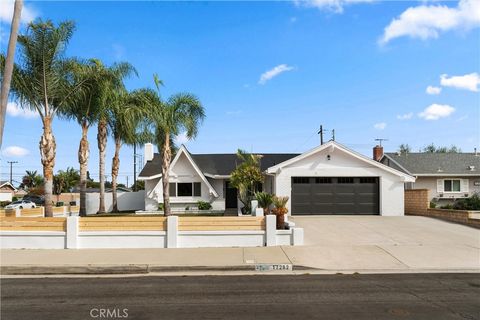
[272,196,289,229]
[255,192,273,215]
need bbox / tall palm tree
[138,74,205,216]
[0,20,86,216]
[60,59,108,216]
[95,61,136,214]
[0,0,23,148]
[107,89,147,212]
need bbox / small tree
[230,150,264,215]
[398,144,411,154]
[255,192,273,215]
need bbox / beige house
[379,149,480,204]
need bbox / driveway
[287,216,480,272]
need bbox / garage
[291,177,379,215]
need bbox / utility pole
[331,129,335,141]
[318,125,327,145]
[133,144,137,192]
[126,176,129,189]
[7,161,17,184]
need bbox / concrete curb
[0,264,259,275]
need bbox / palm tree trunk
[111,135,121,212]
[161,131,172,216]
[97,119,107,213]
[0,0,23,148]
[78,121,89,216]
[40,116,56,217]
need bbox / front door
[225,181,238,209]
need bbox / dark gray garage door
[291,177,379,215]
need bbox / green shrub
[158,203,164,211]
[440,204,454,209]
[56,202,64,207]
[185,206,190,211]
[255,192,273,214]
[453,193,480,210]
[0,201,11,208]
[429,201,436,209]
[12,197,18,202]
[197,201,212,210]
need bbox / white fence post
[15,208,21,217]
[266,215,276,246]
[167,216,178,248]
[66,216,79,249]
[41,206,45,217]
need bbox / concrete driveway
[287,216,480,272]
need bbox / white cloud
[2,146,29,157]
[418,103,455,120]
[440,72,480,92]
[0,0,37,24]
[258,64,295,85]
[379,0,480,45]
[6,101,38,119]
[397,112,413,120]
[374,122,387,130]
[426,85,442,95]
[294,0,374,14]
[174,132,189,145]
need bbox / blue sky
[1,0,479,186]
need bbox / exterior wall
[273,147,406,216]
[404,189,429,215]
[0,191,12,202]
[410,176,480,202]
[85,191,145,214]
[143,153,225,211]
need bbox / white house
[0,181,17,202]
[138,141,415,216]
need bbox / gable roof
[267,141,415,182]
[138,151,298,178]
[0,181,17,191]
[382,152,480,176]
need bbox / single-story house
[138,141,414,216]
[0,181,17,202]
[379,148,480,204]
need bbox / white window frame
[170,182,202,197]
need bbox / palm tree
[21,170,43,189]
[60,59,107,216]
[0,0,23,148]
[94,61,136,214]
[0,20,88,216]
[139,75,205,216]
[107,89,147,212]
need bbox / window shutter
[436,179,444,193]
[194,182,201,197]
[169,183,176,197]
[461,179,469,192]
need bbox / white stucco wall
[143,152,225,211]
[85,191,145,214]
[272,146,407,216]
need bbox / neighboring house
[0,181,17,202]
[379,148,480,204]
[139,141,414,216]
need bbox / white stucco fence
[85,191,145,215]
[0,215,303,249]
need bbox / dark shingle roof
[138,153,299,178]
[383,152,480,175]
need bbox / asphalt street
[1,273,479,320]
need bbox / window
[444,179,461,192]
[360,177,377,184]
[170,182,202,197]
[315,177,332,184]
[293,177,310,184]
[338,177,354,184]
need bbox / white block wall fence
[0,215,304,249]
